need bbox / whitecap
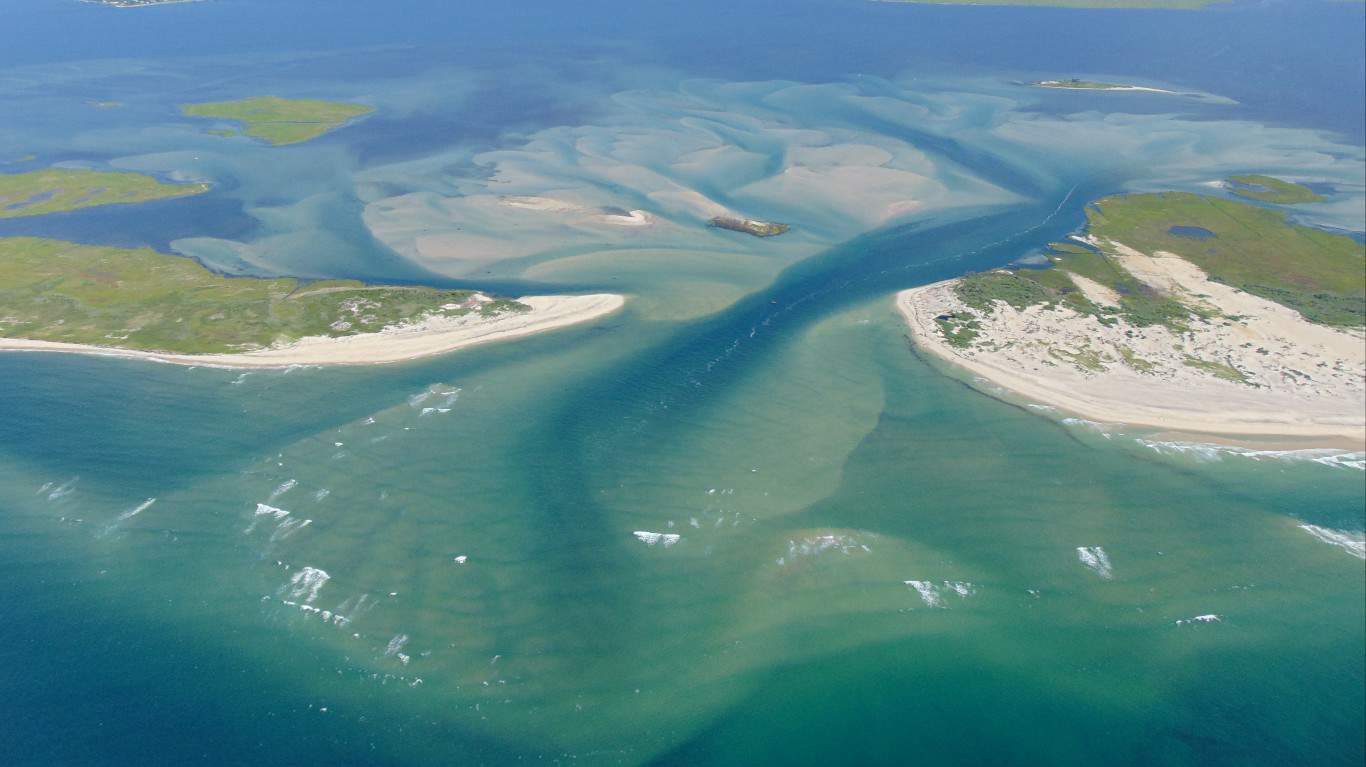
[282,566,330,604]
[786,533,868,559]
[267,479,297,502]
[904,580,942,607]
[633,530,681,548]
[1076,546,1113,579]
[1137,440,1364,471]
[1298,524,1366,559]
[943,580,975,598]
[47,477,78,501]
[245,502,290,533]
[115,497,156,523]
[1175,614,1221,626]
[385,633,411,665]
[269,517,312,543]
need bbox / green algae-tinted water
[2,206,1362,765]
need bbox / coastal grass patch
[1225,175,1324,205]
[182,96,375,146]
[953,270,1052,312]
[0,167,208,219]
[1116,344,1156,373]
[1182,355,1250,385]
[1086,192,1365,327]
[933,312,981,348]
[955,250,1190,331]
[0,237,526,354]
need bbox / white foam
[313,489,330,502]
[786,533,870,559]
[1063,418,1116,438]
[384,633,411,665]
[246,502,290,533]
[267,479,297,502]
[1076,546,1113,579]
[905,580,942,607]
[1138,440,1365,471]
[633,530,682,548]
[47,477,78,501]
[1298,524,1366,559]
[943,580,976,598]
[283,566,330,604]
[115,497,156,523]
[269,516,312,543]
[1175,614,1221,626]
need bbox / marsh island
[182,96,375,146]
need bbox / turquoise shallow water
[2,1,1364,764]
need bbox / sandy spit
[896,278,1365,447]
[0,293,625,369]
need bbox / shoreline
[0,293,624,369]
[896,284,1366,448]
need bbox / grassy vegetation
[1036,79,1130,89]
[1182,355,1249,384]
[933,312,981,348]
[1116,344,1156,372]
[953,244,1191,331]
[182,96,375,146]
[1225,174,1325,205]
[1087,192,1364,326]
[954,270,1052,311]
[709,217,790,237]
[0,237,527,354]
[0,168,208,219]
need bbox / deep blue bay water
[2,1,1364,764]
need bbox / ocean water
[1,1,1364,765]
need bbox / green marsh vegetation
[182,96,375,146]
[0,237,526,354]
[1088,192,1364,327]
[1225,174,1325,204]
[948,191,1364,345]
[0,167,208,219]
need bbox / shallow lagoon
[1,0,1364,764]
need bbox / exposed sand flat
[897,245,1365,446]
[0,293,624,369]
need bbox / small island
[1032,79,1179,94]
[182,96,375,146]
[83,0,203,7]
[899,192,1365,444]
[0,167,208,219]
[1224,174,1325,205]
[709,216,790,237]
[0,237,624,367]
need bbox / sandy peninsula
[0,293,624,369]
[898,246,1366,446]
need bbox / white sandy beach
[0,293,624,369]
[897,246,1366,446]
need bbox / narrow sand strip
[0,293,624,369]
